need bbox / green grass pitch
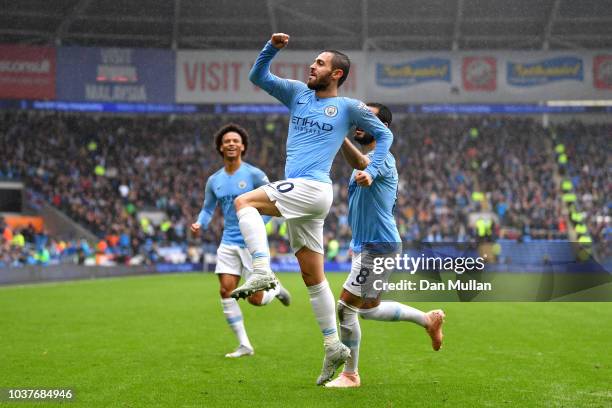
[1,273,610,407]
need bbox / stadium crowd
[0,111,609,266]
[0,215,95,267]
[555,121,611,250]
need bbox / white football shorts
[214,243,253,277]
[343,252,368,297]
[343,247,400,300]
[262,178,333,255]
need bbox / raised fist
[271,33,290,49]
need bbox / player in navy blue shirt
[231,33,394,385]
[191,123,291,358]
[325,103,445,388]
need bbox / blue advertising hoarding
[376,57,451,87]
[2,99,609,115]
[507,56,583,87]
[57,46,174,103]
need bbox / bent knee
[219,285,234,299]
[361,298,381,309]
[234,195,250,211]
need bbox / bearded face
[353,128,375,145]
[353,106,381,145]
[307,52,338,91]
[307,69,334,91]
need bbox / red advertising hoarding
[0,44,56,99]
[462,57,497,92]
[593,55,612,90]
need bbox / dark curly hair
[214,123,249,157]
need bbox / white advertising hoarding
[176,49,611,104]
[366,51,612,103]
[176,49,366,103]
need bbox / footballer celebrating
[191,123,291,358]
[231,33,394,385]
[326,103,445,388]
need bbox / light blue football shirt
[249,41,393,184]
[348,152,401,253]
[197,162,269,247]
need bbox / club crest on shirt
[324,105,338,117]
[238,180,247,189]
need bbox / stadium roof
[1,0,611,51]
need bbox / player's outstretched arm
[191,178,217,235]
[340,137,370,170]
[249,33,306,108]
